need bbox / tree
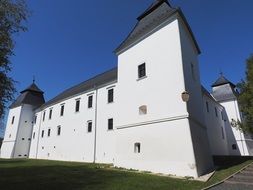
[0,0,29,119]
[236,55,253,134]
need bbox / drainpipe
[36,111,43,159]
[93,86,98,163]
[234,99,245,155]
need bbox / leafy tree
[236,55,253,134]
[0,0,29,119]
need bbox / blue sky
[7,0,253,108]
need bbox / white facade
[1,0,252,178]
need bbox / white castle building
[1,0,252,178]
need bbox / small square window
[87,121,92,133]
[88,96,93,108]
[134,143,141,153]
[75,99,80,112]
[108,89,114,103]
[232,144,237,150]
[108,118,113,130]
[138,63,146,79]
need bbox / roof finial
[219,69,223,77]
[33,75,35,84]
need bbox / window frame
[134,143,141,153]
[11,116,15,125]
[108,88,114,103]
[57,126,61,136]
[138,63,146,79]
[75,99,80,112]
[108,118,113,130]
[87,121,92,133]
[88,95,93,108]
[49,109,53,120]
[60,104,65,116]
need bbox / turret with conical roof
[1,82,45,159]
[211,74,238,102]
[10,83,45,109]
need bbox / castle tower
[115,0,213,178]
[211,75,251,155]
[0,83,45,158]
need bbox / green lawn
[0,158,252,190]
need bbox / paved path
[208,163,253,190]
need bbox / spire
[33,75,35,84]
[20,83,44,94]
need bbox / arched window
[134,143,141,153]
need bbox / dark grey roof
[40,67,117,109]
[10,83,45,109]
[20,83,44,94]
[115,0,201,55]
[201,86,217,102]
[212,75,236,88]
[211,83,237,102]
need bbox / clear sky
[8,0,253,107]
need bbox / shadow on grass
[213,156,253,171]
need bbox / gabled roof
[115,0,201,55]
[211,75,236,88]
[39,67,118,110]
[10,83,45,109]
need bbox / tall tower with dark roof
[211,75,251,155]
[0,83,45,158]
[115,0,213,178]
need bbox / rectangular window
[108,118,113,130]
[134,143,141,153]
[60,104,64,116]
[108,89,114,103]
[87,121,92,133]
[49,109,53,120]
[48,129,51,137]
[34,115,37,124]
[41,130,44,138]
[88,96,93,108]
[11,116,15,124]
[33,132,35,139]
[215,107,218,117]
[221,127,225,139]
[138,63,146,79]
[57,126,61,136]
[75,99,80,112]
[206,102,209,113]
[43,111,46,121]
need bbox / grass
[0,158,252,190]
